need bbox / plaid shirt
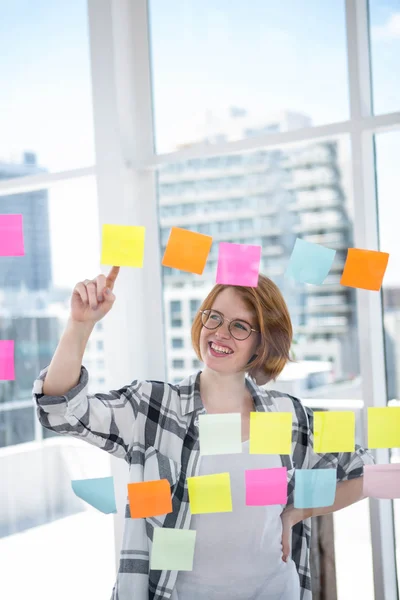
[33,366,374,600]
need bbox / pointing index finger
[106,266,120,290]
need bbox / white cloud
[372,12,400,41]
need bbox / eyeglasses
[200,309,259,341]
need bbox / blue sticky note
[294,469,337,508]
[285,238,336,285]
[71,476,117,514]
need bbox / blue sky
[0,0,399,287]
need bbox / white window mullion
[87,0,165,570]
[345,1,398,598]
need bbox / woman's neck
[199,367,254,414]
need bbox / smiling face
[199,287,260,374]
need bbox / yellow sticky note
[368,407,400,449]
[314,411,355,453]
[101,224,145,267]
[249,412,292,455]
[187,473,232,514]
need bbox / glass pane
[375,130,400,595]
[0,176,115,600]
[369,0,400,115]
[157,135,374,596]
[149,0,349,153]
[0,0,95,178]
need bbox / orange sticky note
[340,248,389,291]
[162,227,213,274]
[128,479,172,519]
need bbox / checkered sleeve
[304,405,375,480]
[33,364,150,460]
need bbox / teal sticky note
[71,476,117,514]
[285,238,336,285]
[199,413,242,455]
[150,528,196,571]
[294,469,337,508]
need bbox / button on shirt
[33,367,374,600]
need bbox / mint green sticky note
[150,528,196,571]
[199,413,242,456]
[71,476,117,514]
[285,238,336,285]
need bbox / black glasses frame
[200,309,259,341]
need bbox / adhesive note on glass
[340,248,389,291]
[187,472,232,514]
[285,238,336,285]
[314,411,355,453]
[363,464,400,499]
[249,412,292,455]
[245,467,288,506]
[150,528,196,571]
[71,476,117,514]
[127,479,172,519]
[0,340,15,380]
[199,413,242,456]
[294,469,337,509]
[162,227,212,275]
[0,214,24,256]
[101,224,145,267]
[216,242,261,287]
[368,407,400,448]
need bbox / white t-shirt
[171,440,300,600]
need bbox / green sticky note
[188,473,233,514]
[368,407,400,448]
[199,413,242,455]
[101,224,146,267]
[249,412,292,455]
[150,528,196,571]
[314,411,355,453]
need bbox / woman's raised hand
[70,266,120,324]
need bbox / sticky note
[0,214,24,256]
[363,464,400,499]
[294,469,337,509]
[340,248,389,291]
[150,528,196,571]
[368,407,400,448]
[249,412,292,455]
[313,411,355,453]
[71,476,117,514]
[199,413,242,456]
[101,224,145,267]
[245,467,288,506]
[162,227,212,274]
[216,242,261,287]
[0,340,15,380]
[285,238,336,285]
[187,472,232,514]
[127,479,172,519]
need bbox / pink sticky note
[0,340,15,380]
[363,464,400,499]
[245,467,287,506]
[0,214,25,256]
[216,242,261,287]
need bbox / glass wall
[149,0,348,153]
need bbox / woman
[33,266,373,600]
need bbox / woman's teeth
[210,342,232,355]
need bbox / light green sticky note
[249,412,292,455]
[150,528,196,571]
[101,224,146,267]
[199,413,242,455]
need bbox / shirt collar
[178,370,276,416]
